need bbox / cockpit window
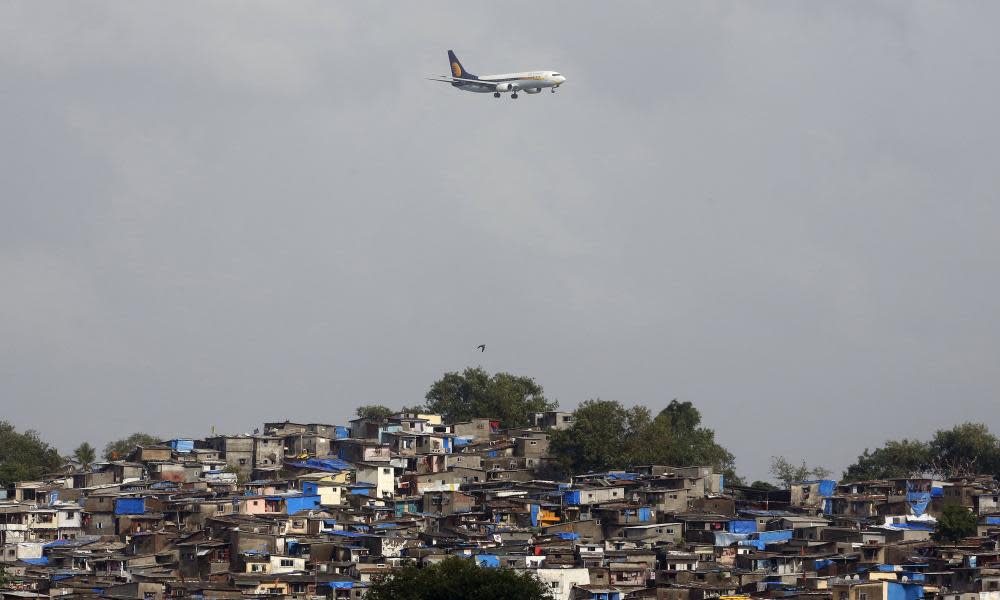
[552,73,562,77]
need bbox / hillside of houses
[2,411,1000,600]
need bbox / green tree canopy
[549,399,737,479]
[929,423,1000,477]
[355,405,395,421]
[548,399,651,474]
[103,433,161,460]
[769,456,831,489]
[934,503,978,543]
[424,367,556,429]
[843,439,932,481]
[0,421,62,489]
[366,556,551,600]
[843,423,1000,481]
[73,442,97,470]
[628,401,736,478]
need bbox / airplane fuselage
[431,51,565,99]
[453,71,565,94]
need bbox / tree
[549,400,650,474]
[355,405,395,421]
[73,442,97,470]
[549,399,737,479]
[750,480,779,491]
[843,439,932,482]
[770,456,830,489]
[929,423,1000,478]
[0,421,63,489]
[629,400,737,480]
[424,368,556,429]
[366,556,552,600]
[934,503,978,543]
[842,423,1000,482]
[103,433,161,460]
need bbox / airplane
[428,50,566,99]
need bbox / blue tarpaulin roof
[740,510,793,517]
[890,523,934,531]
[326,530,368,538]
[476,555,500,568]
[150,481,178,489]
[287,457,355,472]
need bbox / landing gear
[511,92,518,99]
[494,92,501,98]
[551,87,556,93]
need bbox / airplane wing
[427,76,496,87]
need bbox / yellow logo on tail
[451,62,462,77]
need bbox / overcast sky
[3,2,999,481]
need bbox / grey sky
[3,2,999,481]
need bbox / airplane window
[552,73,561,77]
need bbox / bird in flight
[476,344,486,352]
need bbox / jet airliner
[428,50,566,99]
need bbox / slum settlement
[3,412,1000,600]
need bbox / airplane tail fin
[448,50,476,79]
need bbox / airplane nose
[558,75,566,84]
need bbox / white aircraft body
[428,50,566,99]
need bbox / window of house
[860,593,868,600]
[280,559,294,567]
[530,441,537,446]
[383,468,391,474]
[239,459,247,465]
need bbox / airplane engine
[525,88,541,94]
[494,82,519,93]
